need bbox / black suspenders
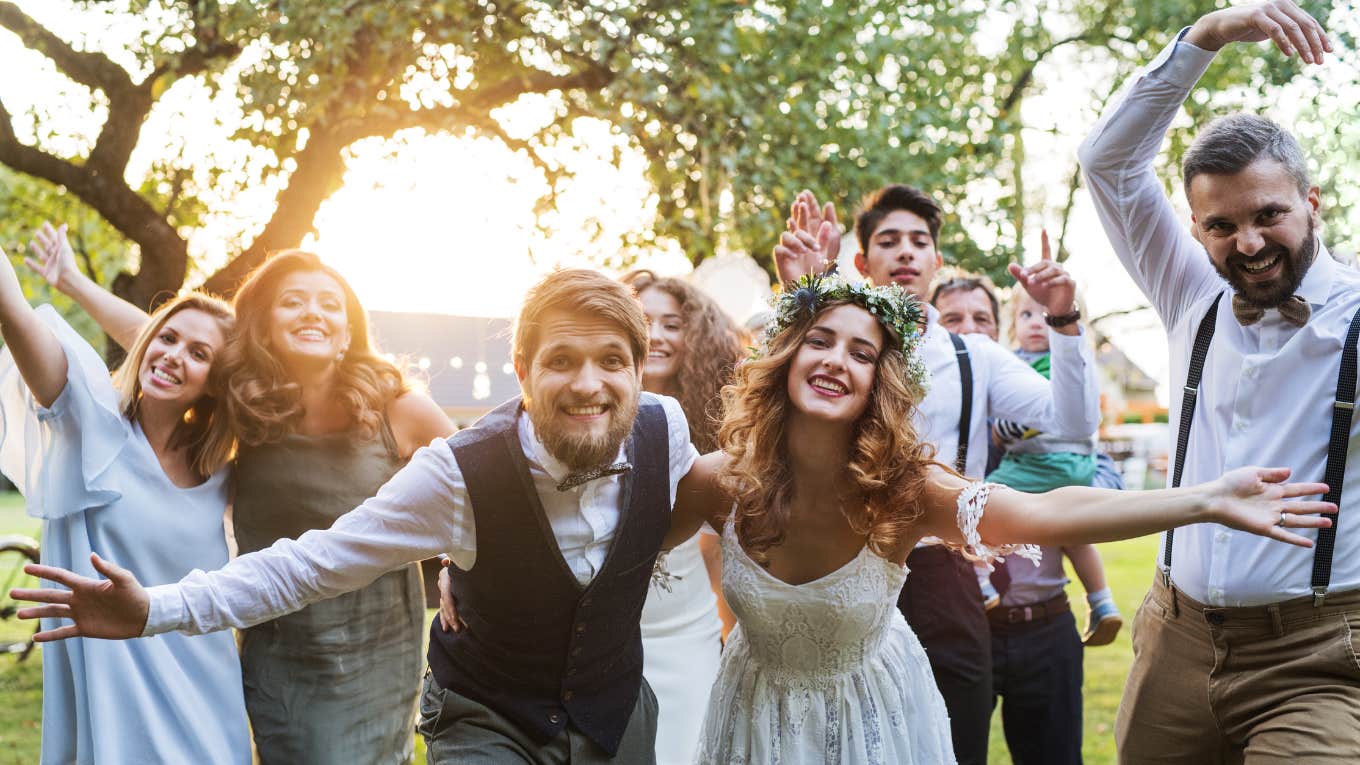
[951,333,972,473]
[1162,295,1222,583]
[1311,305,1360,604]
[1164,293,1360,606]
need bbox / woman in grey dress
[222,250,452,763]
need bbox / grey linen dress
[232,423,425,765]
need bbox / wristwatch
[1043,309,1081,328]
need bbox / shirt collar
[1296,242,1336,307]
[516,408,629,486]
[923,304,949,344]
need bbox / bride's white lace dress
[696,483,1036,765]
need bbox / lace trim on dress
[954,482,1042,571]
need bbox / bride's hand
[1206,467,1333,547]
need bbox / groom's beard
[526,390,640,471]
[1213,220,1316,308]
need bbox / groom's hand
[11,552,149,641]
[1186,0,1330,63]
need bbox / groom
[14,269,699,765]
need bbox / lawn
[0,490,1158,764]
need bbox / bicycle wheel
[0,535,40,661]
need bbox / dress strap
[377,409,401,459]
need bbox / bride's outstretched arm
[916,464,1334,554]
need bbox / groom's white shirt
[143,394,697,635]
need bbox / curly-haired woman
[223,250,452,762]
[619,270,740,765]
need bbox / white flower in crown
[752,273,930,396]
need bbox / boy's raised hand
[1008,229,1077,322]
[773,190,841,283]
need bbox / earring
[337,347,347,363]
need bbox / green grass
[987,534,1158,765]
[0,490,1156,764]
[0,492,42,765]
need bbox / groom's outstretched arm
[15,439,472,640]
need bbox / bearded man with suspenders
[1080,2,1360,761]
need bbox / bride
[660,274,1331,764]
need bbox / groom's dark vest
[427,395,670,755]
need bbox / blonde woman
[0,233,249,763]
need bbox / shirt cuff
[1146,27,1217,88]
[142,584,187,636]
[1047,325,1089,356]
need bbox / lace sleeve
[953,482,1042,571]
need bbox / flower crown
[754,273,931,394]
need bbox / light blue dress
[0,306,251,765]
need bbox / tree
[0,0,1353,320]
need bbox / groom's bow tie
[557,462,632,492]
[1232,294,1311,327]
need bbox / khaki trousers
[1117,575,1360,764]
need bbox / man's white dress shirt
[1081,34,1360,606]
[916,304,1101,479]
[144,394,699,635]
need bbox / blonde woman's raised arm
[0,246,67,407]
[28,222,149,351]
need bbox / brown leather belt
[988,592,1070,627]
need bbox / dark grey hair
[1182,114,1311,198]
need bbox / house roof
[368,311,519,409]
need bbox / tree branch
[463,65,615,114]
[200,122,350,296]
[998,32,1098,116]
[1090,304,1151,326]
[0,2,135,97]
[0,95,186,307]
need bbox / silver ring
[1277,511,1291,527]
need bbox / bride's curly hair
[619,270,743,453]
[222,250,408,446]
[718,300,936,565]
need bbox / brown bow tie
[556,461,631,492]
[1231,294,1311,327]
